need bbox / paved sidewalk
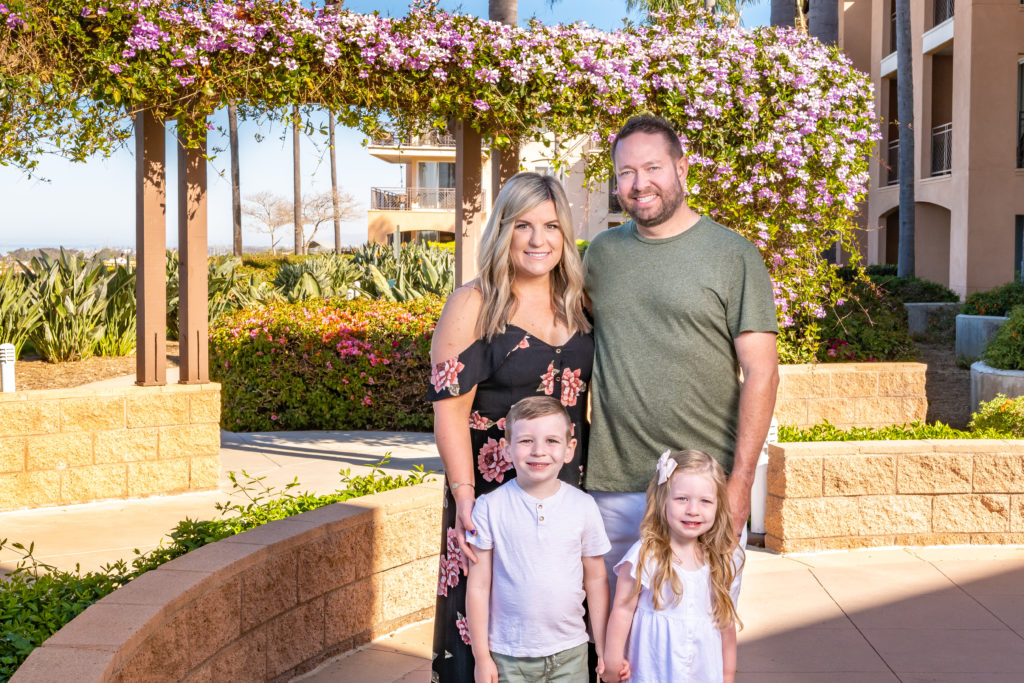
[299,545,1024,683]
[0,429,440,574]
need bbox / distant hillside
[3,247,124,261]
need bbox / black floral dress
[426,323,594,683]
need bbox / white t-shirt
[469,479,611,658]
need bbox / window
[1017,61,1024,169]
[1015,216,1024,280]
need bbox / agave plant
[19,249,109,362]
[96,263,137,357]
[353,243,454,301]
[168,253,273,339]
[0,266,43,359]
[274,254,360,302]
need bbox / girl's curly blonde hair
[631,449,743,630]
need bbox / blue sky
[0,1,770,253]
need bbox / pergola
[2,0,878,381]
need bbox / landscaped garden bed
[1,462,432,681]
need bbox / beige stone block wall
[766,440,1024,553]
[776,362,927,429]
[11,481,444,683]
[0,383,221,511]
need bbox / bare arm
[721,622,737,683]
[728,331,779,535]
[431,285,483,567]
[582,556,610,664]
[601,566,640,683]
[466,548,498,683]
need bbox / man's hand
[726,473,754,537]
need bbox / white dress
[613,540,744,683]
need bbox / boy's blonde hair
[504,395,572,441]
[632,449,743,629]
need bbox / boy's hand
[474,655,498,683]
[599,657,630,682]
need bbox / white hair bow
[656,450,677,485]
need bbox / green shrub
[962,281,1024,316]
[0,460,430,681]
[0,269,42,359]
[912,304,961,344]
[19,250,109,362]
[982,306,1024,371]
[815,277,916,362]
[274,254,361,302]
[210,297,441,431]
[870,274,959,303]
[969,394,1024,438]
[96,264,137,357]
[864,264,897,277]
[166,253,272,340]
[778,420,1011,442]
[350,243,455,301]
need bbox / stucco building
[366,133,624,246]
[840,0,1024,296]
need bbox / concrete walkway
[302,545,1024,683]
[3,428,1024,681]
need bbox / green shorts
[491,642,589,683]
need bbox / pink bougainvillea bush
[4,0,879,360]
[210,296,442,431]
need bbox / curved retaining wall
[12,481,443,683]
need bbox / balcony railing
[369,131,456,148]
[1018,111,1024,169]
[931,122,952,176]
[370,187,456,211]
[890,11,897,54]
[887,139,899,185]
[934,0,954,25]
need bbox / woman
[426,172,594,681]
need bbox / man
[583,114,780,588]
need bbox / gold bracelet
[450,481,475,493]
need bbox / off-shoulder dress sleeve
[425,331,528,402]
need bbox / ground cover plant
[0,459,431,681]
[969,394,1024,438]
[962,281,1024,317]
[210,296,441,431]
[982,306,1024,371]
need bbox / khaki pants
[491,642,589,683]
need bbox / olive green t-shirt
[582,217,778,492]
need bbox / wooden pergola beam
[454,121,484,286]
[177,132,209,384]
[134,110,167,386]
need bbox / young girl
[600,450,744,683]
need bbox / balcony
[930,122,952,176]
[368,131,457,163]
[933,0,954,26]
[370,187,456,211]
[1017,111,1024,169]
[887,139,899,185]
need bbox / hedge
[210,297,442,432]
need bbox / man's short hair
[504,396,572,440]
[611,114,684,163]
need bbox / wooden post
[455,121,484,286]
[177,129,209,384]
[134,110,167,386]
[491,145,519,203]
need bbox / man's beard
[625,180,686,229]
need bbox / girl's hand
[474,654,498,683]
[454,489,478,572]
[600,657,629,682]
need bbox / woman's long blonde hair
[475,172,591,340]
[632,450,744,630]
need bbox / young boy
[465,396,611,683]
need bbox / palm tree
[292,104,303,255]
[228,101,242,256]
[488,0,516,24]
[328,110,341,254]
[895,0,914,276]
[625,0,753,20]
[808,0,838,45]
[770,0,796,27]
